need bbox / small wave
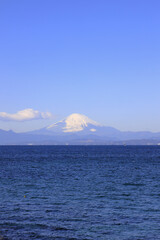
[51,226,68,231]
[143,208,160,212]
[123,183,145,186]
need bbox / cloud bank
[0,108,53,121]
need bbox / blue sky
[0,0,160,132]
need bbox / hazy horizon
[1,112,160,134]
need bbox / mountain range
[1,113,160,145]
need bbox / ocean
[0,146,160,240]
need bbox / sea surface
[0,146,160,240]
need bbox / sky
[0,0,160,132]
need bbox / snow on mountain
[47,113,101,133]
[28,113,121,138]
[2,113,160,144]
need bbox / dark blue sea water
[0,146,160,240]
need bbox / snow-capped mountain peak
[64,113,100,132]
[47,113,101,133]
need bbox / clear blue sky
[0,0,160,132]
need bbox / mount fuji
[31,113,121,139]
[48,113,100,133]
[1,113,160,145]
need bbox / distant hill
[1,113,160,145]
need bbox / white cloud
[0,108,53,121]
